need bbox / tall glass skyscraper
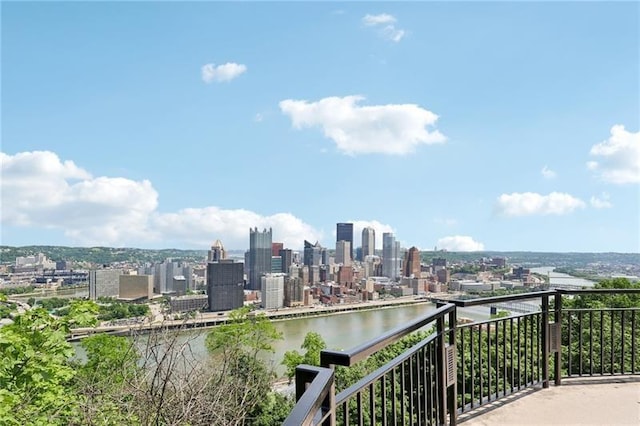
[248,227,272,290]
[336,222,354,260]
[382,232,401,280]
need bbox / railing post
[437,313,447,426]
[448,307,458,426]
[554,292,562,386]
[541,295,549,388]
[321,380,335,426]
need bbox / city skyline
[2,2,639,253]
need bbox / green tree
[0,309,78,425]
[282,332,327,381]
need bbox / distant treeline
[0,246,207,264]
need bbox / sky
[1,1,639,253]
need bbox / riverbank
[68,295,450,341]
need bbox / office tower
[248,227,272,290]
[271,256,282,273]
[89,269,122,300]
[303,240,322,266]
[261,273,285,310]
[208,240,226,262]
[321,248,329,265]
[154,259,192,294]
[402,246,421,278]
[279,249,293,274]
[336,223,354,260]
[119,275,153,300]
[382,233,401,280]
[335,240,352,266]
[207,260,244,312]
[284,275,304,307]
[271,242,284,257]
[172,276,187,296]
[362,227,375,259]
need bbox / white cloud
[348,220,395,250]
[279,95,445,155]
[587,125,640,184]
[201,62,247,83]
[362,13,396,26]
[362,13,406,42]
[1,151,320,249]
[495,192,586,217]
[436,236,485,252]
[254,113,264,122]
[590,193,613,209]
[541,165,557,179]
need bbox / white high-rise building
[335,240,352,266]
[361,227,375,259]
[382,233,401,281]
[261,273,285,310]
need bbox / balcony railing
[283,288,640,425]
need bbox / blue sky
[2,1,639,252]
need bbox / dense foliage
[0,304,293,425]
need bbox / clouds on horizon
[1,151,321,249]
[495,192,586,217]
[279,95,445,155]
[436,235,485,251]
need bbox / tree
[0,308,78,425]
[282,332,326,382]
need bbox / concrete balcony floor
[460,377,640,426]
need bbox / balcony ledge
[461,376,640,425]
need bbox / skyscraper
[208,240,226,262]
[361,227,375,260]
[382,232,401,280]
[261,273,285,310]
[248,227,272,290]
[402,246,421,278]
[336,223,354,260]
[303,240,322,267]
[207,260,244,312]
[335,240,352,266]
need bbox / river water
[141,303,492,378]
[530,266,594,288]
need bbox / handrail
[320,303,455,367]
[283,365,335,426]
[445,290,556,307]
[335,332,440,405]
[557,288,640,295]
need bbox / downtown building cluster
[206,223,450,313]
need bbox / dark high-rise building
[207,260,244,312]
[279,249,293,274]
[336,223,354,260]
[248,227,272,290]
[304,240,322,266]
[361,227,375,260]
[402,247,421,278]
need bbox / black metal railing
[557,289,640,380]
[449,291,554,414]
[284,288,640,425]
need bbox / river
[124,302,492,378]
[530,266,595,288]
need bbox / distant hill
[0,246,207,265]
[420,251,640,268]
[1,246,637,268]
